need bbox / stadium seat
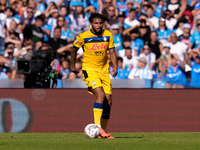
[153,80,167,89]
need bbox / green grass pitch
[0,133,200,150]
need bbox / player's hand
[71,68,80,74]
[111,67,118,77]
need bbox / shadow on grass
[115,136,143,139]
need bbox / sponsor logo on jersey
[90,43,108,50]
[94,51,104,56]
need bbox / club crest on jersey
[90,43,108,50]
[92,81,96,86]
[103,37,107,42]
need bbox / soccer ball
[84,123,100,139]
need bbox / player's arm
[71,35,84,73]
[70,46,79,73]
[109,48,118,77]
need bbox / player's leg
[100,94,115,139]
[92,87,105,126]
[92,87,111,137]
[101,94,112,131]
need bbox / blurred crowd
[0,0,200,88]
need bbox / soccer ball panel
[84,123,100,139]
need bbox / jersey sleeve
[73,34,84,49]
[108,33,115,50]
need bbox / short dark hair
[54,26,61,31]
[35,15,45,22]
[125,47,132,50]
[117,57,123,62]
[130,28,139,34]
[89,13,104,23]
[129,9,136,13]
[147,5,153,10]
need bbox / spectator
[28,0,41,17]
[189,23,200,50]
[47,26,70,61]
[57,42,73,62]
[130,29,144,56]
[43,2,57,18]
[140,0,151,15]
[88,0,100,13]
[192,1,200,18]
[173,17,187,37]
[61,60,71,79]
[47,8,60,36]
[163,54,186,88]
[0,1,7,12]
[6,20,18,38]
[167,0,180,15]
[164,9,177,31]
[4,35,22,55]
[183,10,193,28]
[110,24,123,56]
[4,7,16,29]
[148,31,163,65]
[69,0,88,11]
[116,0,127,14]
[169,32,188,62]
[118,36,133,57]
[113,57,130,79]
[60,6,72,28]
[3,43,17,79]
[20,7,35,26]
[124,9,140,28]
[146,5,159,29]
[178,23,191,45]
[138,22,150,44]
[69,2,90,40]
[155,0,167,19]
[23,14,45,46]
[117,11,127,35]
[139,44,156,70]
[14,45,33,60]
[101,0,118,18]
[84,5,97,16]
[57,15,72,42]
[41,15,52,42]
[0,55,8,79]
[190,55,200,88]
[124,0,140,18]
[34,41,43,52]
[128,57,152,79]
[16,23,24,43]
[173,0,187,20]
[46,0,64,7]
[68,72,77,79]
[0,10,7,54]
[9,1,21,23]
[122,47,138,71]
[159,42,172,72]
[36,0,46,14]
[156,17,171,44]
[105,5,118,26]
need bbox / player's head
[89,13,104,35]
